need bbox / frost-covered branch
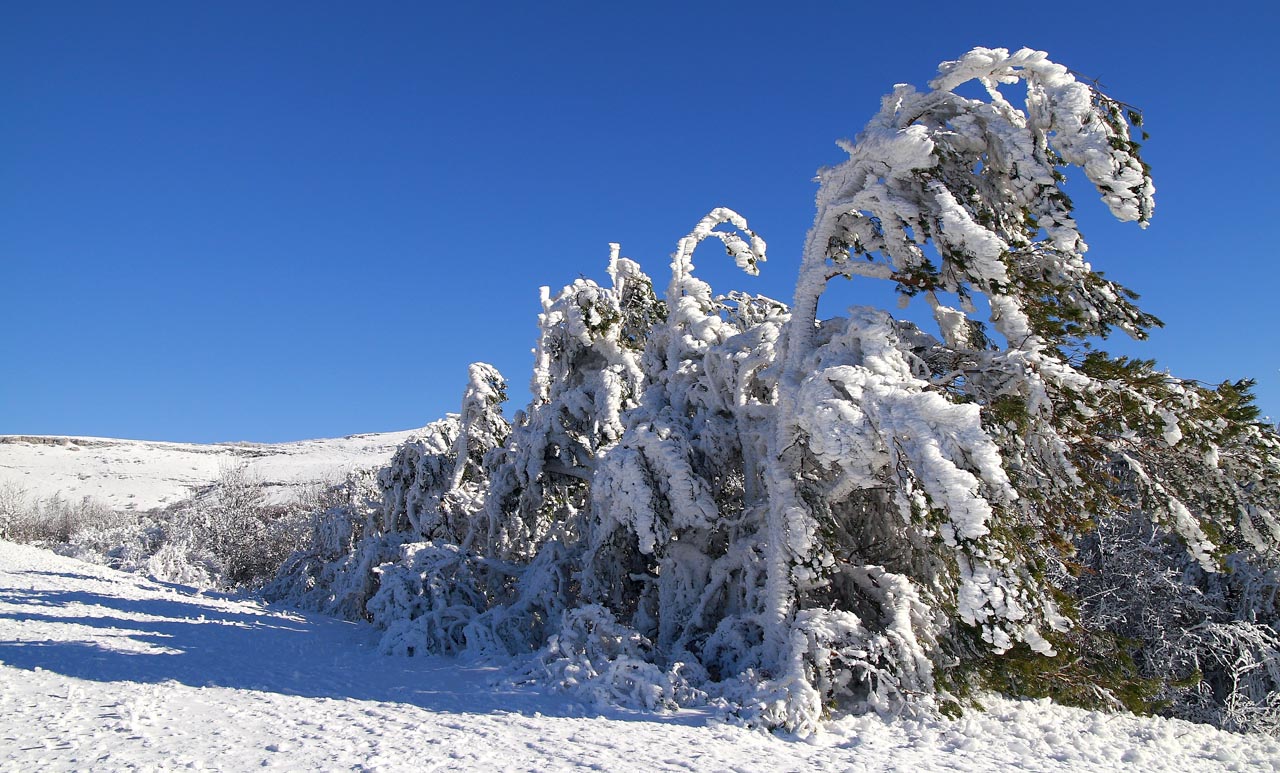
[267,46,1280,738]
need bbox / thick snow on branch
[786,46,1157,367]
[269,47,1280,738]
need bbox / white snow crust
[2,540,1277,772]
[0,431,418,511]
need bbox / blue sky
[3,2,1276,442]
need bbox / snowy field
[1,541,1276,772]
[0,431,417,511]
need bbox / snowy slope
[1,541,1277,772]
[0,430,419,511]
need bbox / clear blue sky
[3,2,1276,443]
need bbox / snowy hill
[0,430,419,511]
[1,540,1277,771]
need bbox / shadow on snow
[0,576,702,725]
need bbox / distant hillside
[0,430,419,511]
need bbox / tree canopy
[269,47,1280,736]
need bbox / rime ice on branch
[269,47,1280,736]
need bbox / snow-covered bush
[273,47,1280,736]
[163,464,315,588]
[0,469,367,592]
[57,507,163,573]
[0,485,183,579]
[0,482,30,541]
[509,604,701,712]
[0,485,143,555]
[262,469,387,614]
[269,419,462,617]
[367,541,487,656]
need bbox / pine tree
[272,47,1280,736]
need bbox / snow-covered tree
[453,250,664,658]
[273,47,1280,736]
[264,470,383,619]
[476,250,659,561]
[378,417,461,539]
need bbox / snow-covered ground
[0,431,418,511]
[1,541,1276,772]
